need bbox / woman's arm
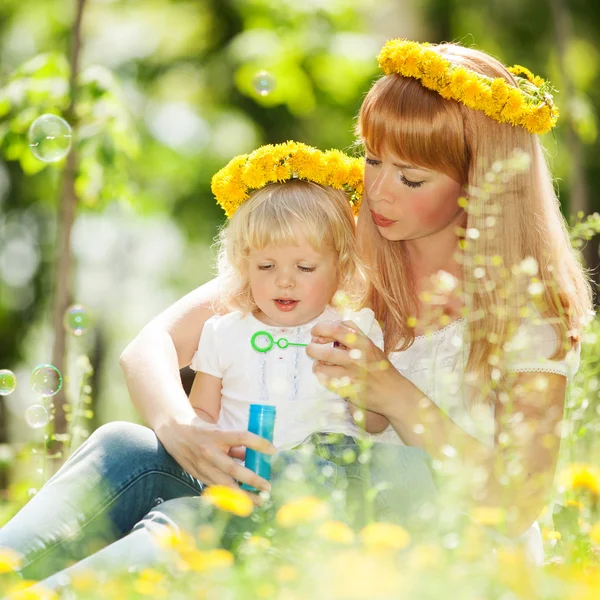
[308,320,565,537]
[120,278,274,494]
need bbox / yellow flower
[276,496,330,528]
[154,526,196,553]
[5,584,58,600]
[559,463,600,497]
[203,485,254,517]
[180,548,235,573]
[359,522,411,553]
[542,527,562,541]
[318,520,355,544]
[590,522,600,544]
[0,547,21,573]
[133,569,168,597]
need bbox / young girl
[188,140,389,450]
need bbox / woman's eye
[399,174,424,189]
[365,157,380,166]
[298,266,316,273]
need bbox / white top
[374,304,581,448]
[190,306,384,450]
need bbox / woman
[0,39,591,586]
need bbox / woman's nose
[368,167,395,204]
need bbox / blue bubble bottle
[241,404,276,492]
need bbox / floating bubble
[25,404,48,429]
[252,71,276,97]
[28,114,72,163]
[0,369,17,396]
[31,364,63,397]
[63,304,92,336]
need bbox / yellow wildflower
[6,585,58,600]
[559,463,600,497]
[0,547,21,573]
[276,496,330,528]
[184,548,234,572]
[359,522,411,553]
[590,522,600,544]
[541,528,562,541]
[318,520,355,544]
[203,484,254,517]
[133,569,167,597]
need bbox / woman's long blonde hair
[356,42,592,387]
[215,180,367,314]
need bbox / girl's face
[248,230,339,327]
[363,145,464,242]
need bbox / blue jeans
[0,422,438,589]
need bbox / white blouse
[374,306,580,448]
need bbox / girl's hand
[307,320,403,416]
[155,414,275,504]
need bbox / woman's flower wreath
[377,39,559,135]
[212,141,364,218]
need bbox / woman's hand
[307,320,403,416]
[155,413,275,503]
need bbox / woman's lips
[274,299,299,312]
[370,211,396,228]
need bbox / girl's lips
[371,210,396,228]
[274,299,299,312]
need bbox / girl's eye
[298,266,316,273]
[258,265,273,271]
[399,174,424,189]
[365,157,380,166]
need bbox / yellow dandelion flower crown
[211,141,364,218]
[377,39,559,135]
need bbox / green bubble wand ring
[251,331,308,353]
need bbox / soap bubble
[31,364,63,397]
[252,71,276,97]
[63,304,92,336]
[25,404,48,429]
[0,370,17,396]
[28,114,72,163]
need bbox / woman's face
[363,145,465,242]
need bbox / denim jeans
[0,422,438,590]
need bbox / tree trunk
[50,0,87,442]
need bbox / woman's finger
[211,450,272,493]
[306,342,354,366]
[220,429,276,455]
[310,320,363,348]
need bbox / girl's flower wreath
[212,141,364,218]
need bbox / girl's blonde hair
[356,42,592,388]
[215,179,366,313]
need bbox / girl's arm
[120,278,274,494]
[188,372,223,424]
